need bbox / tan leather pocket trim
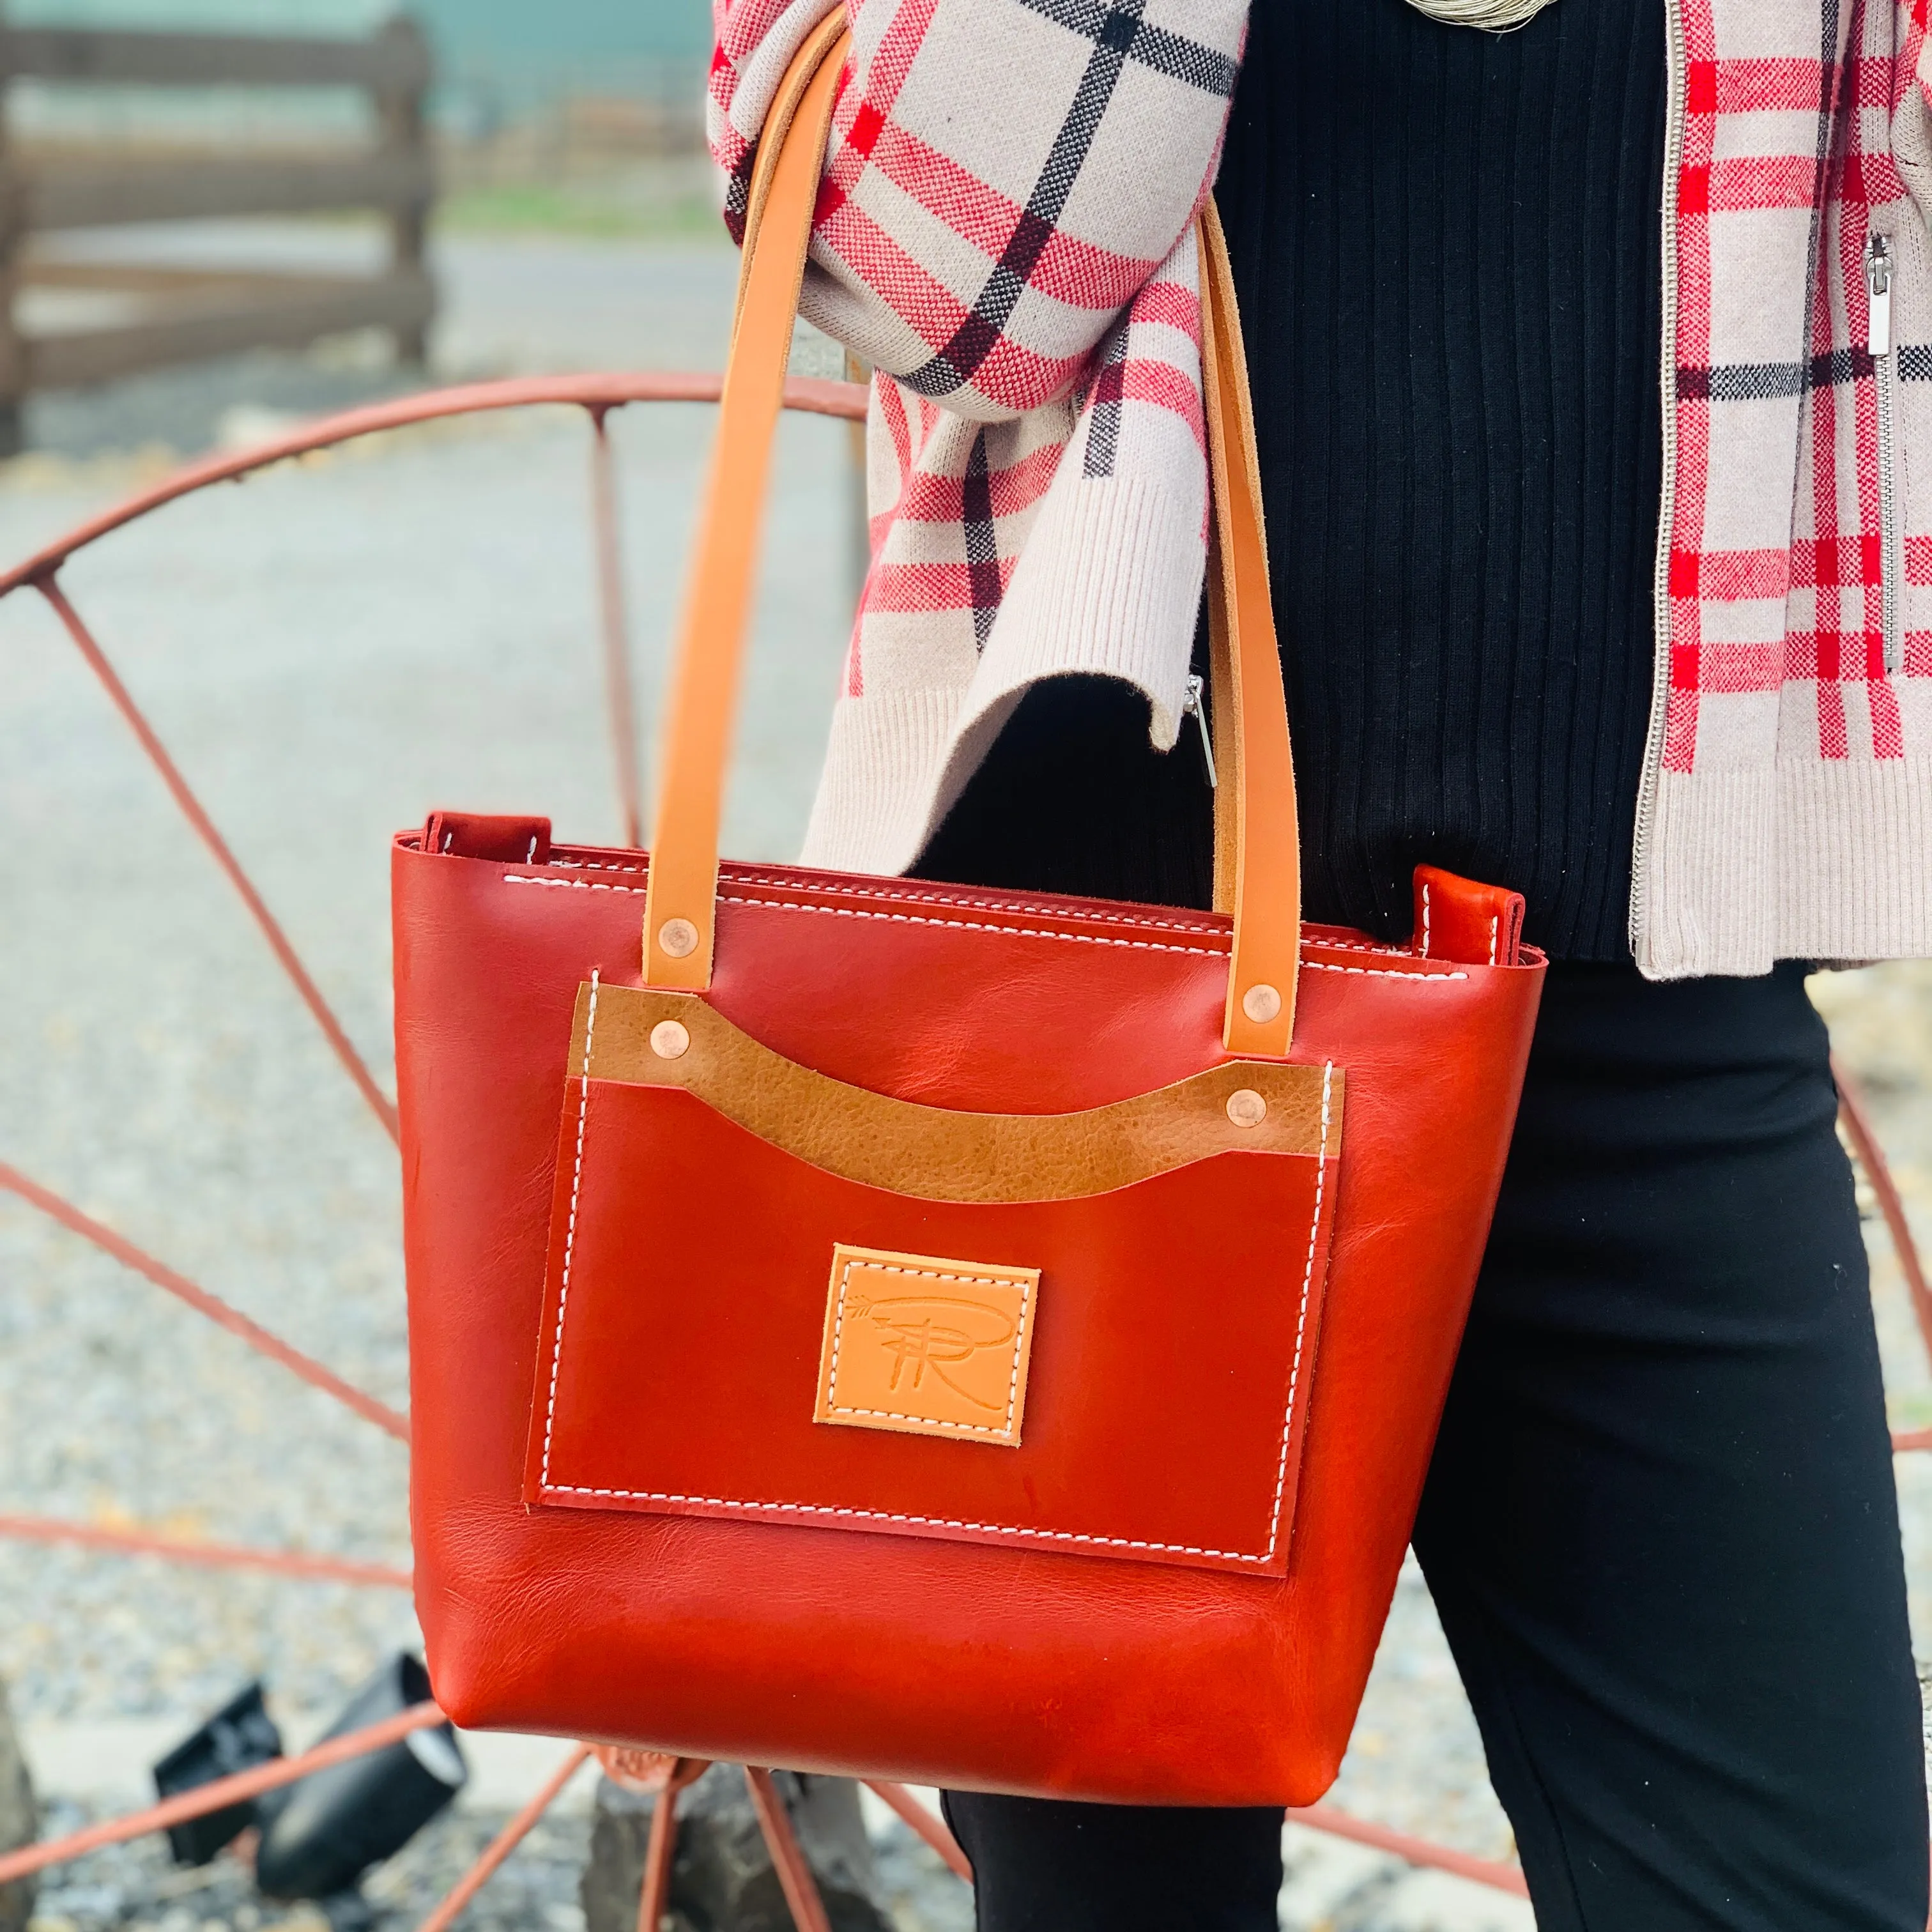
[569,983,1341,1205]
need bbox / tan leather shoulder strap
[1200,202,1300,1056]
[643,24,1303,1057]
[642,17,848,988]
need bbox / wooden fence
[0,13,436,452]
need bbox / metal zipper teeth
[1182,672,1218,787]
[1873,242,1905,679]
[1629,0,1688,967]
[1878,366,1903,675]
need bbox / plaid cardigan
[710,0,1932,978]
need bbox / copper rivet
[658,917,699,959]
[1227,1088,1268,1128]
[649,1020,690,1060]
[1241,983,1282,1024]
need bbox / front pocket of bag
[521,981,1343,1579]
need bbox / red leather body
[1413,864,1526,968]
[395,832,1544,1805]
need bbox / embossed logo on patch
[814,1244,1040,1447]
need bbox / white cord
[1404,0,1561,29]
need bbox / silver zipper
[1867,233,1905,678]
[1181,672,1216,787]
[1629,0,1687,968]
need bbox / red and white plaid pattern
[714,0,1932,976]
[1640,0,1932,970]
[1669,0,1905,767]
[710,0,1239,875]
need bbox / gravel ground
[21,1796,972,1932]
[25,1800,594,1932]
[1,226,1928,1932]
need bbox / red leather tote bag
[394,19,1545,1807]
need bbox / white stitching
[537,1054,1343,1564]
[1266,1061,1332,1553]
[1303,960,1466,981]
[549,859,1227,933]
[824,1257,1033,1438]
[728,873,1228,936]
[713,896,1225,955]
[547,857,1418,959]
[500,875,1467,978]
[534,1485,1278,1561]
[507,875,1220,955]
[1420,880,1431,958]
[1489,914,1499,966]
[546,855,1218,933]
[545,858,1424,963]
[539,969,599,1490]
[1300,934,1411,956]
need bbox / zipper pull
[1181,673,1217,788]
[1867,234,1893,359]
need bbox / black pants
[940,962,1928,1931]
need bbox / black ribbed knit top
[918,0,1668,962]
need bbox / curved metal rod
[744,1768,834,1932]
[0,1512,410,1590]
[862,1781,971,1880]
[635,1773,684,1932]
[590,408,644,850]
[0,371,868,598]
[1,1160,411,1443]
[37,572,402,1142]
[1286,1801,1529,1899]
[0,1701,445,1886]
[1835,1058,1932,1363]
[416,1744,593,1932]
[857,1777,1532,1903]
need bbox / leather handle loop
[643,23,1303,1058]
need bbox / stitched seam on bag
[508,875,1217,956]
[1266,1059,1332,1551]
[533,1485,1279,1560]
[543,860,1425,963]
[1420,881,1431,958]
[1301,961,1464,981]
[548,859,1230,936]
[825,1259,1032,1438]
[546,860,1421,960]
[539,969,599,1491]
[502,877,1467,978]
[1489,915,1499,966]
[728,875,1229,937]
[1301,936,1414,957]
[537,1059,1340,1564]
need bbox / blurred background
[0,8,1926,1932]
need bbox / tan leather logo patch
[815,1245,1039,1448]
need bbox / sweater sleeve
[709,0,1247,423]
[1897,2,1932,223]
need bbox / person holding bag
[702,0,1932,1927]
